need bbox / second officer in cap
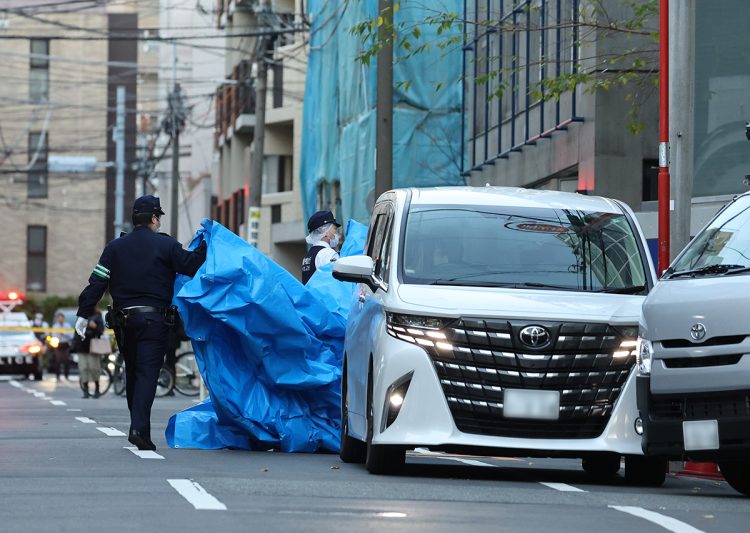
[75,195,207,451]
[301,210,341,284]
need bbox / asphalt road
[1,375,749,533]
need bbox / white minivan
[333,186,666,484]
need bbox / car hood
[395,284,644,323]
[643,276,750,341]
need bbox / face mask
[153,216,161,233]
[329,233,340,248]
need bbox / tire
[173,351,200,397]
[33,369,43,381]
[155,366,174,397]
[582,454,621,480]
[624,455,667,486]
[365,365,404,475]
[339,359,366,464]
[113,366,126,396]
[718,461,750,496]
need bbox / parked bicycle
[110,350,198,397]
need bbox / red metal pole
[658,0,670,274]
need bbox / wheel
[32,369,43,381]
[339,359,366,464]
[173,351,200,397]
[79,365,112,396]
[112,365,126,396]
[624,455,667,486]
[582,454,621,480]
[365,365,404,475]
[718,461,750,496]
[155,366,174,397]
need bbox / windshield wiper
[594,284,647,294]
[427,280,579,291]
[667,264,750,279]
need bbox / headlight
[385,312,455,350]
[636,338,653,376]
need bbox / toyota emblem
[519,325,551,348]
[690,323,706,341]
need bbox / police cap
[307,210,341,233]
[133,195,165,217]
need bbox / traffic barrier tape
[0,326,115,334]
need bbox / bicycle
[110,350,175,398]
[173,350,200,397]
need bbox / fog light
[389,393,404,408]
[381,371,413,432]
[634,417,644,435]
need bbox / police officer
[75,195,206,451]
[301,210,341,284]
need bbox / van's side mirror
[333,255,378,291]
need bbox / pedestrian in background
[31,312,49,377]
[52,312,72,382]
[75,308,105,399]
[75,195,207,451]
[301,210,341,284]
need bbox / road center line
[124,446,164,459]
[167,479,226,510]
[609,505,705,533]
[49,400,66,406]
[96,427,126,437]
[539,482,587,493]
[8,379,22,388]
[66,408,82,412]
[75,417,96,424]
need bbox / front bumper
[637,375,750,460]
[0,355,40,375]
[370,331,644,457]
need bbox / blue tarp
[165,219,368,452]
[301,0,465,226]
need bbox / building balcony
[214,59,256,147]
[217,0,255,28]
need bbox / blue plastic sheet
[166,219,367,452]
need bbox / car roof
[403,186,623,214]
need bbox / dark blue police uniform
[77,195,206,449]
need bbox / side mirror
[333,255,378,291]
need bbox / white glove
[75,317,88,339]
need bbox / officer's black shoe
[128,429,156,451]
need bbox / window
[642,159,658,202]
[271,204,282,223]
[30,39,49,102]
[263,155,293,193]
[26,225,47,292]
[28,131,48,198]
[272,60,284,108]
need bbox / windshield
[669,196,750,277]
[401,205,647,291]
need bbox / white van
[637,191,750,496]
[333,186,666,484]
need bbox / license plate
[503,389,560,420]
[683,419,719,451]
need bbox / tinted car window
[401,205,646,291]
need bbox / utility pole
[657,0,671,274]
[375,0,394,199]
[170,84,181,239]
[669,1,695,257]
[247,0,273,247]
[113,86,126,239]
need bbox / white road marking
[0,376,11,381]
[49,400,66,406]
[96,427,126,437]
[8,379,22,387]
[540,482,587,493]
[609,505,705,533]
[124,446,164,459]
[66,408,82,412]
[280,510,407,518]
[167,479,226,510]
[33,392,46,397]
[75,417,96,424]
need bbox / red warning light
[8,291,19,301]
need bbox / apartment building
[0,3,139,297]
[214,0,307,277]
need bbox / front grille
[651,393,750,420]
[389,318,635,439]
[661,335,746,348]
[663,354,742,368]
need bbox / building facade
[213,0,307,278]
[0,3,140,298]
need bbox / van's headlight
[636,338,653,376]
[385,313,455,350]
